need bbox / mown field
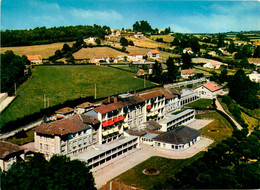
[126,36,169,49]
[0,65,156,128]
[0,42,74,59]
[73,47,127,59]
[117,153,204,190]
[150,35,174,43]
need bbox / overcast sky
[1,0,260,33]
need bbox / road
[215,98,242,130]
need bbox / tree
[190,37,201,53]
[253,46,260,58]
[181,52,192,69]
[62,43,71,52]
[133,20,154,33]
[128,40,134,46]
[166,57,179,83]
[120,37,128,46]
[217,34,225,48]
[1,153,96,190]
[164,27,171,34]
[95,38,101,45]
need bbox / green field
[186,99,213,109]
[0,65,156,128]
[117,153,204,190]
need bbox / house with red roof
[128,51,143,62]
[34,114,100,159]
[147,49,160,59]
[194,81,223,98]
[203,60,223,69]
[27,55,42,65]
[181,69,197,79]
[0,141,25,171]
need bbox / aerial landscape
[1,0,260,189]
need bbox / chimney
[108,96,110,103]
[114,96,117,103]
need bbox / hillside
[0,65,156,128]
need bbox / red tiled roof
[149,49,159,54]
[139,90,164,100]
[203,81,222,92]
[208,60,223,66]
[35,115,97,136]
[94,101,126,114]
[76,102,94,108]
[181,69,197,75]
[0,141,24,159]
[27,55,42,61]
[129,51,143,56]
[161,89,177,100]
[55,107,74,115]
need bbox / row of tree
[1,25,111,47]
[1,153,96,190]
[1,51,31,95]
[133,20,171,35]
[153,128,260,189]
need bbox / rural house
[147,49,160,59]
[27,55,42,65]
[194,81,223,98]
[181,69,197,79]
[203,60,223,69]
[128,51,143,62]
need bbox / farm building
[181,69,197,79]
[128,51,144,62]
[147,49,160,59]
[27,55,42,65]
[203,60,223,69]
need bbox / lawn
[73,47,127,59]
[117,153,204,190]
[186,99,213,109]
[1,42,74,59]
[0,65,156,128]
[197,111,234,143]
[7,129,34,145]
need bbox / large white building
[194,81,223,98]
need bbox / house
[183,48,193,54]
[128,52,143,62]
[134,32,144,38]
[153,126,200,150]
[90,55,115,64]
[248,58,260,66]
[34,114,100,159]
[147,50,160,59]
[27,55,42,65]
[208,51,217,56]
[84,37,96,44]
[194,81,223,98]
[160,88,180,114]
[203,60,223,69]
[75,102,95,114]
[0,141,25,171]
[55,107,74,119]
[248,71,260,83]
[181,69,197,79]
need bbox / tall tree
[166,57,180,83]
[1,153,96,190]
[120,37,128,46]
[181,52,192,69]
[253,46,260,58]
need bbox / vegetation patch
[0,65,156,128]
[142,167,160,175]
[6,129,34,145]
[186,99,213,109]
[117,153,204,190]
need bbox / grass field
[126,36,169,49]
[0,65,156,128]
[197,111,234,143]
[73,47,127,59]
[7,129,34,145]
[117,153,204,189]
[1,42,74,59]
[150,35,174,43]
[186,99,213,109]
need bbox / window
[172,145,175,149]
[40,143,42,150]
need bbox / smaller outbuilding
[27,55,42,65]
[152,126,200,150]
[194,81,223,98]
[147,49,159,59]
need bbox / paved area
[0,96,16,113]
[185,119,213,130]
[92,137,213,189]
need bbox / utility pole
[95,84,97,99]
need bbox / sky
[1,0,260,33]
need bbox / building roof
[129,51,143,56]
[153,126,200,144]
[0,141,24,159]
[168,88,182,96]
[55,107,74,115]
[35,114,97,136]
[119,95,145,106]
[149,49,159,54]
[203,81,222,92]
[76,102,94,109]
[126,129,147,136]
[27,55,42,61]
[139,90,164,100]
[160,88,177,100]
[143,120,162,131]
[94,101,126,114]
[181,69,197,75]
[207,60,223,66]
